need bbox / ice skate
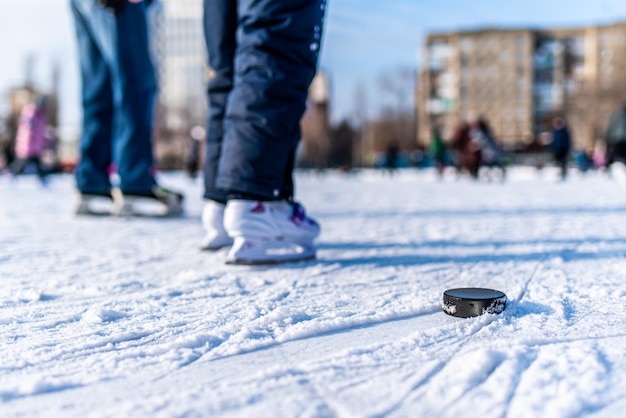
[225,237,316,265]
[610,161,626,188]
[200,200,233,251]
[111,186,184,217]
[223,200,320,265]
[75,191,114,216]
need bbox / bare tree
[567,77,626,150]
[371,67,418,152]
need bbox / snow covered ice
[2,166,626,417]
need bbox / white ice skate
[610,161,626,189]
[223,199,320,265]
[200,200,233,251]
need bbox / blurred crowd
[377,104,626,182]
[4,97,626,185]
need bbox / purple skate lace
[290,202,318,227]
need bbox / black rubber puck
[442,288,507,318]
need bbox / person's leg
[9,158,26,176]
[613,143,626,164]
[217,0,326,199]
[110,1,158,194]
[200,0,238,250]
[31,156,43,176]
[220,0,326,264]
[74,0,181,217]
[30,156,49,184]
[1,146,10,172]
[556,154,567,179]
[71,0,114,195]
[202,0,237,204]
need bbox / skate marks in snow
[4,171,626,416]
[418,258,626,418]
[323,262,626,417]
[200,258,532,359]
[155,262,446,364]
[205,257,626,417]
[0,380,83,403]
[115,262,537,414]
[0,256,546,407]
[134,305,449,416]
[315,233,626,268]
[384,342,614,418]
[257,324,617,417]
[137,299,508,416]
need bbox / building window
[460,37,473,53]
[429,41,451,71]
[460,85,468,102]
[486,36,500,53]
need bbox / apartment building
[151,0,206,133]
[147,0,206,167]
[417,23,626,150]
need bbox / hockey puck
[442,288,507,318]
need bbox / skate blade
[225,253,316,266]
[224,237,317,265]
[200,243,233,253]
[200,242,233,252]
[111,193,183,218]
[75,195,114,217]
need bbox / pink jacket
[15,104,48,159]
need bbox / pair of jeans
[202,0,326,203]
[71,0,157,194]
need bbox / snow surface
[2,167,626,417]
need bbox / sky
[2,0,626,136]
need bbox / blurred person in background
[1,112,19,172]
[574,148,595,174]
[592,142,608,171]
[383,142,400,175]
[0,128,8,172]
[185,125,205,180]
[452,120,481,179]
[550,116,572,181]
[430,125,447,178]
[604,102,626,168]
[199,0,326,264]
[9,96,50,185]
[71,0,183,216]
[469,115,505,181]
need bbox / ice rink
[2,166,626,417]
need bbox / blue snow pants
[202,0,326,202]
[71,0,157,195]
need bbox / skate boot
[200,200,233,251]
[111,185,184,217]
[75,190,114,216]
[223,199,320,265]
